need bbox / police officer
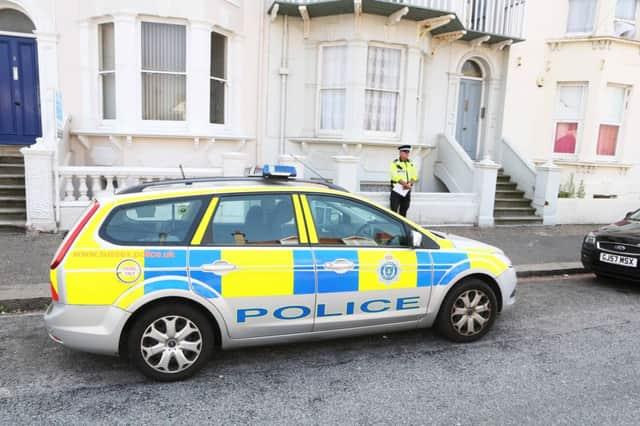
[389,145,417,217]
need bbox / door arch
[0,7,41,145]
[455,59,485,160]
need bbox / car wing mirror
[410,230,422,249]
[625,211,633,219]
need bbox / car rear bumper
[43,303,130,356]
[581,246,640,282]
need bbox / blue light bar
[262,164,297,178]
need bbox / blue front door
[455,78,482,160]
[0,36,41,145]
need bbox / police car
[44,166,517,381]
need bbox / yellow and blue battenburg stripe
[432,251,471,286]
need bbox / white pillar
[445,73,462,138]
[278,154,305,178]
[21,143,56,232]
[401,47,422,144]
[483,77,503,160]
[473,158,499,227]
[222,152,248,176]
[187,20,212,134]
[113,13,138,131]
[332,155,360,192]
[33,31,59,149]
[533,161,561,225]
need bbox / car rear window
[100,197,205,245]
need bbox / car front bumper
[496,267,517,311]
[581,245,640,282]
[44,303,130,356]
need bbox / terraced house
[7,0,608,231]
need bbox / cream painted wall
[503,0,640,201]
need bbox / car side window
[306,194,408,247]
[206,194,300,245]
[100,198,205,245]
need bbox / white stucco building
[502,0,640,223]
[0,0,544,231]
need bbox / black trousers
[390,190,411,217]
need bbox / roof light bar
[262,164,297,178]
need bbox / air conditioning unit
[613,19,636,38]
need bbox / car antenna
[179,164,186,179]
[288,154,333,186]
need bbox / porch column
[21,143,56,232]
[482,77,503,160]
[533,161,561,225]
[332,155,360,192]
[32,31,59,149]
[445,73,461,138]
[113,13,138,131]
[187,20,212,134]
[401,47,422,144]
[473,158,499,227]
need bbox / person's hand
[402,183,411,190]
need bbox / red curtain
[554,122,578,154]
[596,124,618,156]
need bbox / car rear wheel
[435,278,498,343]
[128,304,214,381]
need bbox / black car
[581,208,640,282]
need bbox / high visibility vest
[390,159,418,186]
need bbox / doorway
[455,60,484,160]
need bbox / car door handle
[201,260,237,276]
[324,258,355,274]
[14,101,21,106]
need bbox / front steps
[494,170,542,226]
[0,146,26,230]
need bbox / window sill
[534,158,633,169]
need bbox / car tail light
[50,201,100,270]
[50,282,59,302]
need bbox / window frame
[97,20,116,122]
[139,18,188,123]
[363,42,405,139]
[566,0,598,35]
[551,82,588,158]
[200,192,305,247]
[316,41,349,136]
[209,30,229,126]
[596,84,631,161]
[303,193,414,248]
[98,195,210,247]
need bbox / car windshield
[629,210,640,221]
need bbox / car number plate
[600,252,638,267]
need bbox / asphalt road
[1,275,640,425]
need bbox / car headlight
[584,232,596,246]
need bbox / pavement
[2,275,640,424]
[0,224,600,308]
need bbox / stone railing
[57,166,223,203]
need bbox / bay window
[210,31,227,125]
[318,44,347,131]
[596,85,628,157]
[553,84,586,155]
[141,22,186,121]
[364,46,401,133]
[99,22,115,120]
[567,0,597,33]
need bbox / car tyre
[128,303,214,382]
[435,278,498,343]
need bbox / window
[319,45,347,131]
[207,194,299,245]
[461,60,483,78]
[616,0,638,20]
[306,195,407,247]
[597,85,628,157]
[0,9,35,33]
[567,0,597,33]
[364,46,402,133]
[99,23,116,120]
[141,22,186,121]
[553,84,586,154]
[210,31,227,124]
[101,198,205,245]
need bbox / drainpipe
[279,15,289,156]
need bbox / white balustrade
[57,166,223,204]
[269,0,525,38]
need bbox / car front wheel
[436,278,498,343]
[128,303,214,381]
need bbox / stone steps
[0,148,26,229]
[494,171,542,226]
